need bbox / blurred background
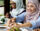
[0,0,4,19]
[0,0,4,6]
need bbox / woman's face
[5,13,9,18]
[11,3,16,9]
[26,3,36,14]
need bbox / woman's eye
[30,5,34,7]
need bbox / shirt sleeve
[16,12,26,23]
[30,17,40,29]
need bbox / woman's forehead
[26,0,39,6]
[27,2,35,6]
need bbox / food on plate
[9,27,21,31]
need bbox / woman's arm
[6,18,16,27]
[15,17,40,28]
[16,12,26,23]
[20,22,32,27]
[14,22,32,28]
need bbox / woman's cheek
[31,8,34,12]
[26,7,29,10]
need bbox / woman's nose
[28,7,31,10]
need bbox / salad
[9,27,21,31]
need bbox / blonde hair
[10,0,16,4]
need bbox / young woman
[13,0,40,29]
[10,0,25,18]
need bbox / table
[0,24,7,31]
[0,27,7,31]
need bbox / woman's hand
[12,23,20,28]
[7,18,16,27]
[10,18,16,22]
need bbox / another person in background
[5,12,10,18]
[4,12,10,24]
[10,0,25,18]
[10,0,16,10]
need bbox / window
[0,0,4,18]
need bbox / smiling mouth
[27,10,32,12]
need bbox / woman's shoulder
[38,16,40,19]
[37,16,40,21]
[19,8,25,14]
[18,12,26,16]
